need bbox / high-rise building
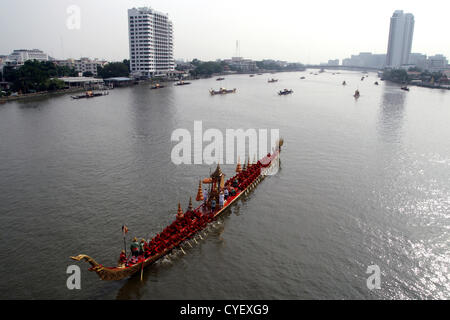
[386,10,415,68]
[128,7,174,78]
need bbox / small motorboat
[354,90,360,98]
[216,77,225,81]
[300,77,306,80]
[278,89,293,96]
[374,81,379,85]
[401,86,410,91]
[210,88,237,95]
[361,77,365,81]
[268,79,278,83]
[342,81,347,86]
[249,74,255,77]
[151,84,165,89]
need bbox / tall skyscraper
[128,7,174,78]
[385,10,414,68]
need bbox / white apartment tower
[386,10,415,68]
[128,7,174,78]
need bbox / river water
[0,71,448,300]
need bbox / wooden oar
[140,258,144,281]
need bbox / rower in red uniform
[118,250,127,267]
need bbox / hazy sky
[0,0,448,64]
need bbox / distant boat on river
[71,91,109,100]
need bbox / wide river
[0,71,449,299]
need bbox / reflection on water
[0,71,449,300]
[378,84,406,144]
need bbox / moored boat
[216,77,225,81]
[151,84,165,89]
[268,78,278,83]
[354,89,360,98]
[71,91,109,99]
[278,89,293,95]
[300,77,306,80]
[71,140,284,281]
[401,86,410,91]
[175,81,191,86]
[209,88,237,95]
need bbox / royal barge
[71,140,283,281]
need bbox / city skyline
[0,0,449,64]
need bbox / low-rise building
[426,54,448,73]
[54,58,108,76]
[103,77,133,88]
[342,52,386,69]
[223,57,258,72]
[0,56,6,76]
[327,59,339,66]
[57,76,104,88]
[408,53,427,70]
[7,49,49,66]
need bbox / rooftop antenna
[60,36,65,60]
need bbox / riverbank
[0,87,91,103]
[414,82,450,90]
[383,80,450,90]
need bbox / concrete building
[426,54,448,73]
[57,76,104,88]
[5,49,49,67]
[223,57,258,72]
[408,53,427,70]
[128,7,175,78]
[342,52,386,69]
[54,58,108,76]
[386,10,415,68]
[406,53,448,72]
[327,59,339,66]
[0,56,6,76]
